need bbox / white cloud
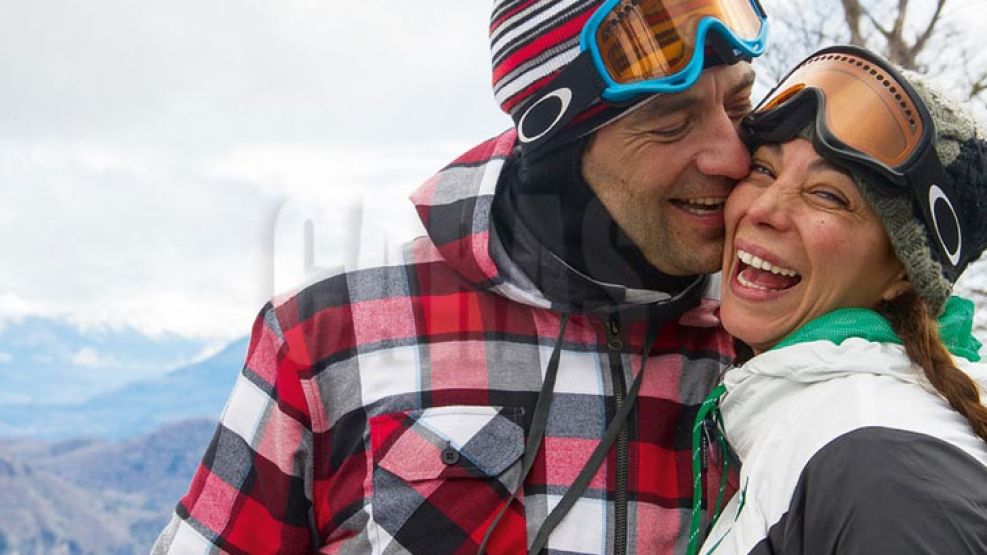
[0,352,12,364]
[0,294,49,334]
[0,293,48,320]
[0,1,510,341]
[70,347,108,369]
[0,1,508,149]
[0,138,443,340]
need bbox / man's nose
[695,114,751,180]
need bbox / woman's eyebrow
[759,143,782,157]
[808,156,846,174]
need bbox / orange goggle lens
[595,0,763,85]
[757,52,925,168]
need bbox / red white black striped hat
[489,0,628,150]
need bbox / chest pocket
[369,405,526,554]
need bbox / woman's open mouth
[734,248,802,291]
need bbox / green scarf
[771,295,982,362]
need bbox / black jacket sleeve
[752,427,987,555]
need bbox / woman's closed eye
[809,188,850,208]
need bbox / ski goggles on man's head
[743,45,967,280]
[515,0,768,153]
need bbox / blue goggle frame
[514,0,769,155]
[581,0,769,103]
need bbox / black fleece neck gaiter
[492,138,696,306]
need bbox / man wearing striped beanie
[155,1,769,553]
[490,0,765,297]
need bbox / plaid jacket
[154,130,737,554]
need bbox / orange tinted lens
[759,53,924,167]
[595,0,762,85]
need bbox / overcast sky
[2,0,986,343]
[0,1,508,341]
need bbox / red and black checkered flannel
[154,130,737,554]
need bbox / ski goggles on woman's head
[515,0,768,153]
[743,45,966,280]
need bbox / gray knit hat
[854,69,987,314]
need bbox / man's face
[581,62,756,276]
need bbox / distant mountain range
[0,335,247,440]
[0,316,254,552]
[0,316,215,407]
[0,418,215,555]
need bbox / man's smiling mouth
[670,197,726,216]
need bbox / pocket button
[440,444,461,465]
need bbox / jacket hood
[409,129,708,314]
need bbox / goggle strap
[909,152,965,280]
[706,31,745,67]
[513,51,606,155]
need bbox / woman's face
[720,139,908,354]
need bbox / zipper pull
[606,314,623,351]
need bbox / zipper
[605,314,628,555]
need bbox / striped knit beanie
[489,0,630,149]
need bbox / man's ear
[881,272,912,302]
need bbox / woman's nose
[743,182,793,231]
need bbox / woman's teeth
[737,271,769,290]
[736,249,798,277]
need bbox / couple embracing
[156,0,987,553]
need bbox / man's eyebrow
[731,67,757,96]
[631,92,701,120]
[629,66,758,121]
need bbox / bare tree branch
[761,0,985,110]
[912,0,948,56]
[839,0,865,45]
[861,1,894,41]
[959,48,987,102]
